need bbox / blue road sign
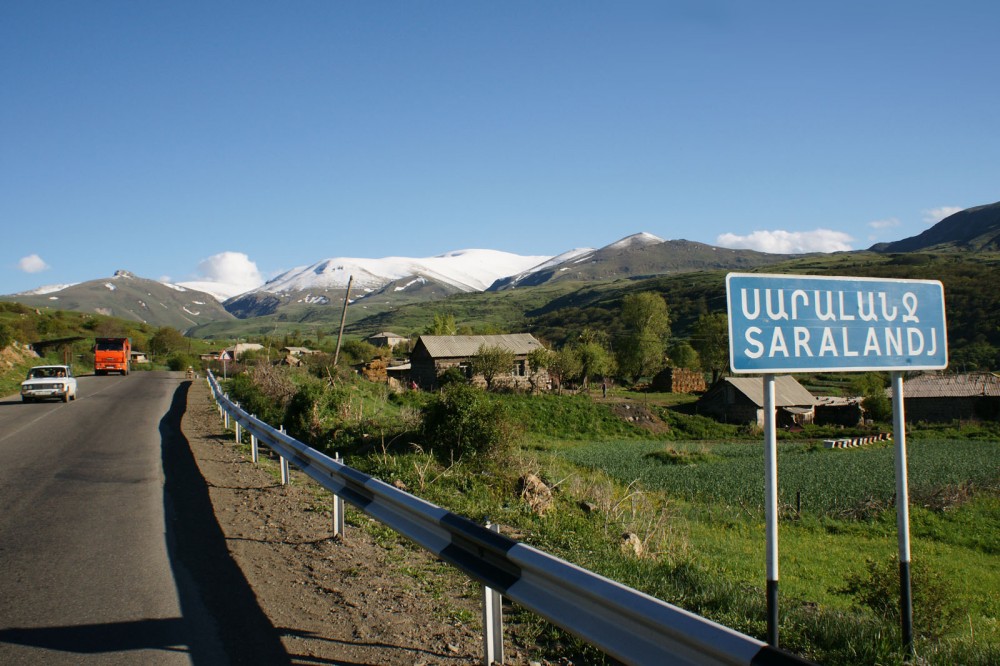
[726,273,948,373]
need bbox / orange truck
[94,337,131,375]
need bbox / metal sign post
[892,372,914,652]
[726,273,946,651]
[763,374,779,647]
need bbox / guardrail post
[250,415,259,464]
[234,402,241,443]
[223,394,230,430]
[332,452,345,538]
[279,426,290,485]
[482,521,504,666]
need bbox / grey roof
[417,334,543,359]
[723,375,816,407]
[889,372,1000,398]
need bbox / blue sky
[3,2,997,296]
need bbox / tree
[149,326,186,357]
[852,372,891,422]
[425,313,457,336]
[471,344,515,391]
[616,292,671,383]
[547,347,582,393]
[667,340,700,370]
[691,313,729,382]
[575,340,614,389]
[0,323,13,350]
[527,346,552,392]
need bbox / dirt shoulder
[180,378,489,666]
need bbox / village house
[409,334,547,390]
[200,342,264,361]
[367,331,408,350]
[281,346,317,357]
[696,375,816,427]
[888,372,1000,422]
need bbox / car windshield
[28,368,65,379]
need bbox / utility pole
[333,275,353,367]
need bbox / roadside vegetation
[219,353,1000,665]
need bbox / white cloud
[195,251,264,290]
[923,206,963,225]
[868,217,901,230]
[18,254,50,273]
[715,229,854,254]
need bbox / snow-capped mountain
[255,249,553,295]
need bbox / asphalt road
[0,372,233,665]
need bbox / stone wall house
[651,367,707,393]
[696,375,816,427]
[888,372,1000,422]
[409,334,547,390]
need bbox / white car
[21,365,78,403]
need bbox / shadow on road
[161,381,291,665]
[0,618,191,654]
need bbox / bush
[284,377,345,445]
[421,383,518,462]
[166,353,199,372]
[436,366,467,387]
[225,372,288,426]
[0,323,13,349]
[837,556,961,640]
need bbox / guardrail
[206,371,811,666]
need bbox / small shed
[814,396,865,427]
[696,375,816,427]
[888,372,1000,422]
[409,334,547,390]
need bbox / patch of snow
[174,280,244,301]
[49,296,59,300]
[502,248,595,286]
[192,301,205,305]
[395,277,427,291]
[17,283,77,296]
[104,283,117,291]
[182,307,201,316]
[161,282,188,292]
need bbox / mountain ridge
[870,201,1000,253]
[6,203,997,331]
